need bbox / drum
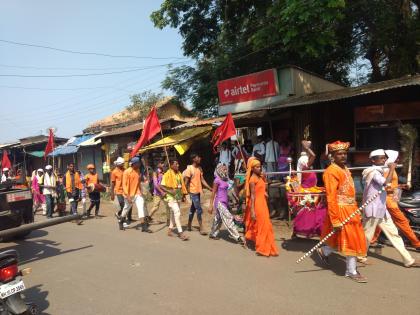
[87,183,106,193]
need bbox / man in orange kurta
[370,150,420,249]
[317,141,367,283]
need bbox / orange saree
[321,163,367,257]
[245,175,279,257]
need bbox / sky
[0,0,190,143]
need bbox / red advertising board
[217,69,279,105]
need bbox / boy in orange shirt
[184,153,212,235]
[119,156,151,232]
[85,164,101,218]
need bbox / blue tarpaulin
[50,134,96,156]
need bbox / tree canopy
[151,0,419,116]
[126,90,165,119]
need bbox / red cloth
[211,113,236,152]
[131,107,161,157]
[1,150,11,170]
[44,129,55,160]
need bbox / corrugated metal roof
[100,122,143,138]
[17,135,68,147]
[173,110,267,130]
[84,97,192,132]
[78,131,108,147]
[270,74,420,109]
[51,134,96,156]
[100,117,196,138]
[0,142,20,149]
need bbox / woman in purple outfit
[208,164,245,245]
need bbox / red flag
[211,113,237,152]
[131,107,162,157]
[1,150,12,170]
[44,129,55,160]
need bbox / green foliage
[126,90,165,119]
[151,0,419,116]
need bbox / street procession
[0,1,419,314]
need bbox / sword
[296,186,386,264]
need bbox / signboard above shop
[217,66,343,115]
[217,69,279,105]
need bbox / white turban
[369,149,385,158]
[385,150,399,164]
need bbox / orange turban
[328,141,350,153]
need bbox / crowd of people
[1,162,105,221]
[106,151,279,255]
[213,136,294,178]
[1,136,419,283]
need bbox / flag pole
[51,129,55,173]
[160,129,171,167]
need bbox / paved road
[1,200,419,315]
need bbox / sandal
[179,233,189,241]
[316,247,330,266]
[357,257,373,266]
[238,237,248,248]
[167,229,177,237]
[345,271,367,283]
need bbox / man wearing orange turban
[317,141,368,283]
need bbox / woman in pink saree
[32,169,46,214]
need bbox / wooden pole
[160,129,171,167]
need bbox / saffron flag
[44,129,55,160]
[211,113,237,152]
[131,107,162,157]
[1,150,12,170]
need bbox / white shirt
[265,140,280,163]
[297,155,309,183]
[219,149,232,165]
[42,173,57,195]
[252,142,265,157]
[1,174,10,183]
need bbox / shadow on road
[0,230,93,265]
[23,284,51,315]
[282,238,349,276]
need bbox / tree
[126,90,165,120]
[151,0,419,116]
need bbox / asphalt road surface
[1,200,419,315]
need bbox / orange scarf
[65,171,81,193]
[245,157,261,204]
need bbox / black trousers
[88,192,101,216]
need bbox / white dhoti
[363,216,414,266]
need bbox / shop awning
[27,151,45,158]
[50,134,96,156]
[78,131,108,147]
[139,126,212,155]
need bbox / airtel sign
[217,69,279,105]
